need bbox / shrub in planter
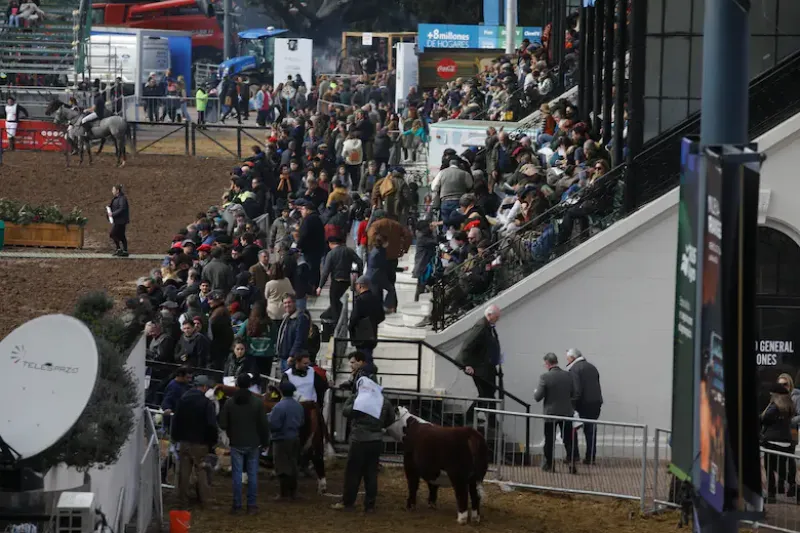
[0,198,88,227]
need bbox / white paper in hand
[106,206,114,224]
[223,376,236,387]
[353,377,383,419]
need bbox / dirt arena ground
[164,464,680,533]
[0,151,235,253]
[0,258,157,338]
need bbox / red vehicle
[90,0,224,66]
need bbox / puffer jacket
[762,402,793,444]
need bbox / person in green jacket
[219,373,269,513]
[195,86,209,128]
[237,301,275,381]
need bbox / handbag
[224,96,232,106]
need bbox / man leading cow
[331,375,395,513]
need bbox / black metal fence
[128,121,267,159]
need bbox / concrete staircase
[310,242,437,392]
[0,0,80,80]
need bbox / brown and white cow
[386,407,489,525]
[216,384,330,494]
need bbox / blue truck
[217,27,289,85]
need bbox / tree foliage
[22,293,138,472]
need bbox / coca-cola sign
[436,58,457,80]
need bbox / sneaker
[330,502,354,511]
[118,250,129,257]
[112,250,121,256]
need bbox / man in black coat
[318,235,363,321]
[456,304,502,425]
[296,198,325,289]
[171,375,218,507]
[348,276,385,362]
[202,247,236,293]
[566,348,603,465]
[534,352,577,472]
[208,290,234,370]
[109,184,130,257]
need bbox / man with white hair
[566,348,603,465]
[456,304,503,425]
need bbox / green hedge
[0,198,88,227]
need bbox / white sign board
[273,38,313,89]
[362,32,373,46]
[394,42,418,112]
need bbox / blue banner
[417,24,542,52]
[483,0,502,26]
[583,0,597,6]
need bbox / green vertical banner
[697,158,726,512]
[671,138,702,480]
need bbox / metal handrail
[332,335,531,410]
[476,407,647,429]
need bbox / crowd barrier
[636,427,800,533]
[137,408,163,532]
[476,407,649,506]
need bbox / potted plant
[0,198,88,248]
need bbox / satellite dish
[0,315,99,460]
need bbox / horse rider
[3,96,29,151]
[79,89,107,138]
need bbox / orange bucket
[169,511,191,533]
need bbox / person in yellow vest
[195,85,209,128]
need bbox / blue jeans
[280,358,290,372]
[180,102,191,122]
[440,199,460,225]
[295,297,307,311]
[230,446,260,509]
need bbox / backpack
[303,310,321,359]
[381,176,405,218]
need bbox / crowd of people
[4,0,45,29]
[416,92,623,324]
[104,7,612,514]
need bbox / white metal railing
[475,407,649,508]
[137,408,163,533]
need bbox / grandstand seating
[0,0,87,84]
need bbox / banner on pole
[670,138,702,481]
[697,157,726,512]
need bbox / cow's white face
[385,406,428,442]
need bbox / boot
[274,476,289,500]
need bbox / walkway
[0,250,163,260]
